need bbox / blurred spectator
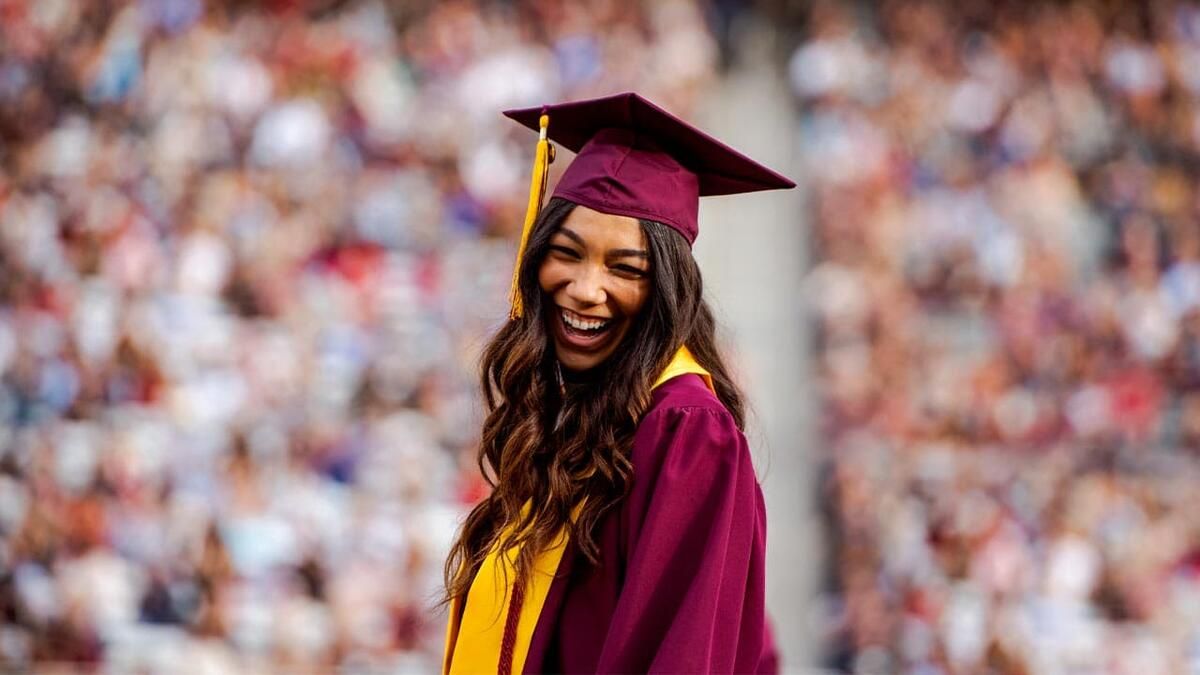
[794,1,1200,673]
[0,0,718,671]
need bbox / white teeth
[561,309,610,332]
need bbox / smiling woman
[539,205,650,372]
[442,93,794,674]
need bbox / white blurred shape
[1120,289,1179,361]
[222,514,298,578]
[0,476,29,537]
[250,99,332,167]
[976,225,1024,287]
[153,109,233,168]
[207,53,274,124]
[456,46,558,124]
[994,387,1037,440]
[14,563,59,623]
[176,230,233,297]
[73,277,122,366]
[170,368,247,430]
[1046,535,1101,600]
[807,262,870,326]
[1065,384,1111,437]
[274,593,335,663]
[999,91,1052,161]
[37,116,93,177]
[350,56,415,146]
[940,583,988,668]
[789,37,873,99]
[460,138,522,204]
[946,79,1001,133]
[800,110,888,185]
[1163,261,1200,316]
[1105,42,1166,96]
[58,548,145,630]
[1,191,64,275]
[55,421,101,494]
[0,316,15,375]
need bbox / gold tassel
[509,113,553,320]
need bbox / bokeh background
[3,1,1200,674]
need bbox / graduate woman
[442,92,794,674]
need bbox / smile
[553,306,619,352]
[561,307,611,332]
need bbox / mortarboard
[503,91,795,318]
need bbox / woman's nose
[566,266,606,306]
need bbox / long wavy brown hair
[443,197,746,601]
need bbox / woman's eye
[549,245,581,259]
[613,265,648,278]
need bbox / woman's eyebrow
[556,227,648,258]
[556,228,586,247]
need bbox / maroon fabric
[555,128,701,243]
[503,92,795,245]
[523,374,775,674]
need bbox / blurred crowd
[796,1,1200,673]
[0,0,718,671]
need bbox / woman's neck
[556,360,605,393]
[563,364,600,384]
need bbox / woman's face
[538,205,651,372]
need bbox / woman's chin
[554,348,605,373]
[552,338,624,375]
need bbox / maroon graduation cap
[502,91,795,318]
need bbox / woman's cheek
[537,260,563,293]
[615,279,650,315]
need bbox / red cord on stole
[498,580,526,675]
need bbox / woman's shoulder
[643,372,731,420]
[633,373,741,459]
[625,372,754,511]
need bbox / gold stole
[442,346,713,674]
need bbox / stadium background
[2,1,1200,673]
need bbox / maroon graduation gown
[523,373,775,674]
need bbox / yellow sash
[442,346,712,675]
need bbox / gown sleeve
[595,404,771,674]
